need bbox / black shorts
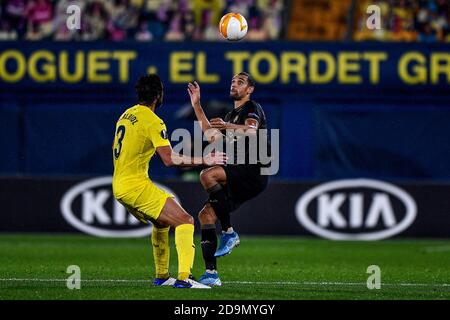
[222,164,268,210]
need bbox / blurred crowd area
[0,0,285,41]
[353,0,450,41]
[0,0,448,41]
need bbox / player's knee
[200,168,221,188]
[200,169,213,187]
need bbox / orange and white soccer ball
[219,13,248,41]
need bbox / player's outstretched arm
[187,81,224,143]
[156,145,227,167]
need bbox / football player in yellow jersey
[112,74,226,289]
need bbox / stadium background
[1,0,449,238]
[0,0,450,301]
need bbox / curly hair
[135,74,163,105]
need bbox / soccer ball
[219,13,248,41]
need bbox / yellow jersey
[112,104,170,197]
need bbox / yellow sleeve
[148,120,171,149]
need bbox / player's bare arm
[210,118,259,135]
[156,145,227,167]
[187,81,224,143]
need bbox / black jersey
[224,100,267,129]
[222,100,270,166]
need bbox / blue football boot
[214,231,240,257]
[153,276,176,286]
[173,278,211,289]
[199,272,222,287]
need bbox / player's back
[112,104,170,197]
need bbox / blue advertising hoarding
[0,42,449,179]
[0,42,449,96]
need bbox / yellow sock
[151,225,170,279]
[175,224,195,281]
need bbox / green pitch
[1,234,449,300]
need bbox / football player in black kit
[187,72,269,286]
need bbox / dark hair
[237,72,255,88]
[135,74,163,105]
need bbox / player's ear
[247,86,254,95]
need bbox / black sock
[201,225,217,271]
[207,184,232,231]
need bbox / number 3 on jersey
[114,125,126,159]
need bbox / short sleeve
[244,102,261,124]
[148,121,171,149]
[246,112,260,121]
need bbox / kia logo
[295,179,417,240]
[60,176,179,237]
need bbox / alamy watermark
[170,122,279,175]
[366,5,382,30]
[66,265,81,289]
[66,5,81,30]
[366,265,381,289]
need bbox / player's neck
[138,102,156,112]
[234,96,250,109]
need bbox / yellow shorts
[114,180,173,223]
